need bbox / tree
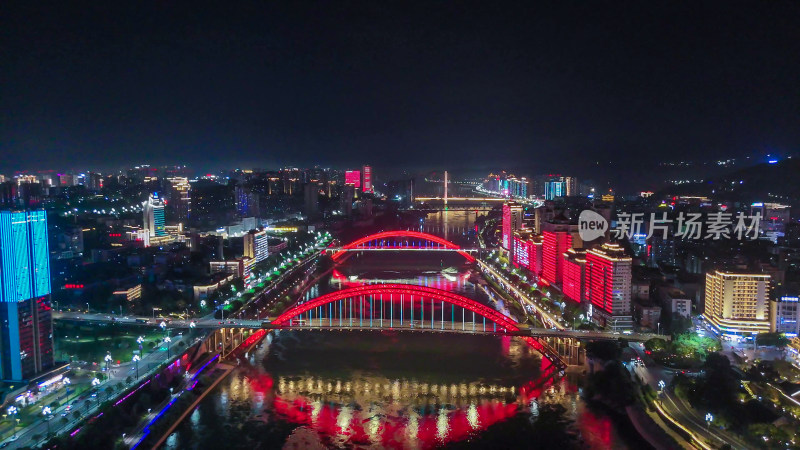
[755,332,790,348]
[645,337,668,353]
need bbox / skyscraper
[704,270,771,336]
[167,177,191,222]
[143,193,167,237]
[501,202,523,251]
[361,165,373,194]
[0,210,54,380]
[585,243,632,331]
[542,230,572,285]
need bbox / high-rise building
[704,270,771,336]
[234,185,259,218]
[542,230,572,285]
[564,177,577,197]
[361,165,373,194]
[0,210,54,380]
[771,296,799,337]
[304,183,319,218]
[502,202,524,251]
[585,243,633,330]
[168,177,191,222]
[345,170,361,189]
[243,229,269,263]
[143,193,167,237]
[544,180,566,200]
[562,248,586,303]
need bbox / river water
[162,212,645,449]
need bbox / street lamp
[658,379,666,392]
[42,406,52,436]
[7,405,18,438]
[132,355,141,379]
[160,321,167,330]
[164,336,172,359]
[104,353,113,371]
[705,412,713,431]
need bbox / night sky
[2,1,799,176]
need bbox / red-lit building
[502,202,523,251]
[542,230,572,285]
[361,165,373,194]
[345,170,361,189]
[562,248,586,303]
[512,232,543,279]
[585,243,632,330]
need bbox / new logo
[578,210,608,241]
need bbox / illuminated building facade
[143,193,167,237]
[542,231,572,285]
[544,179,566,200]
[345,170,361,189]
[771,296,799,337]
[167,177,191,222]
[0,210,54,381]
[585,243,632,330]
[361,165,373,194]
[562,248,585,303]
[704,270,771,336]
[244,228,269,264]
[501,202,523,251]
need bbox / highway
[0,333,196,449]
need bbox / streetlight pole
[42,406,52,437]
[164,336,172,359]
[104,353,112,372]
[7,406,17,439]
[133,355,141,379]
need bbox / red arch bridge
[328,230,477,262]
[268,284,570,370]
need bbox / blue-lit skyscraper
[0,210,54,381]
[143,192,167,237]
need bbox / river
[162,213,646,449]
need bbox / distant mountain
[710,158,800,205]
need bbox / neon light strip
[190,354,219,381]
[131,394,180,449]
[114,379,151,406]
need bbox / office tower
[564,177,577,197]
[243,229,269,263]
[361,165,373,194]
[345,170,361,189]
[143,193,167,237]
[585,243,633,330]
[544,179,566,200]
[562,248,586,303]
[501,202,524,251]
[234,185,259,218]
[542,230,572,285]
[0,210,54,380]
[771,296,799,337]
[704,270,771,335]
[168,177,192,222]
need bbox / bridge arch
[272,284,516,331]
[331,230,475,262]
